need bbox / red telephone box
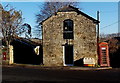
[99,42,110,67]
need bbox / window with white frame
[63,19,74,39]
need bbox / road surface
[2,66,120,83]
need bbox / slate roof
[10,36,42,47]
[58,5,79,12]
[41,5,99,24]
[58,5,99,23]
[17,37,41,45]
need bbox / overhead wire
[99,10,118,30]
[100,20,120,30]
[97,10,118,30]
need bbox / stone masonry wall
[42,12,97,66]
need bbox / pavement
[2,64,112,70]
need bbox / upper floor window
[63,19,74,39]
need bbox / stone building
[0,4,2,34]
[0,4,2,20]
[2,36,43,65]
[0,4,2,64]
[41,5,99,66]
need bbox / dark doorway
[12,39,43,65]
[64,45,73,65]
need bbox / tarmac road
[2,66,120,83]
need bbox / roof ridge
[41,5,99,24]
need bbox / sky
[1,2,118,38]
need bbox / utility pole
[97,11,100,44]
[97,11,100,60]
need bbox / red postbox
[99,42,110,67]
[2,52,6,60]
[2,47,7,60]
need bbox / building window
[63,19,73,39]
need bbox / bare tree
[1,5,23,45]
[0,5,32,62]
[108,38,119,54]
[0,5,32,45]
[35,1,79,38]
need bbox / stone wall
[42,12,97,66]
[9,45,13,64]
[0,4,2,36]
[0,5,2,65]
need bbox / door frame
[63,45,74,66]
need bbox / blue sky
[1,2,118,38]
[80,2,118,34]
